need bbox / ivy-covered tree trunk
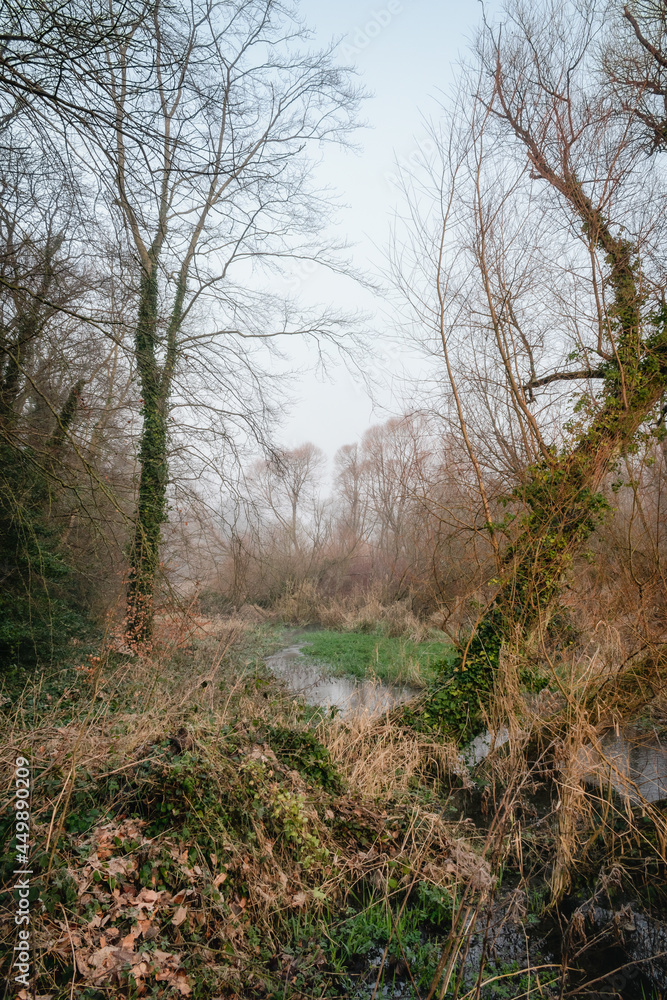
[0,237,62,427]
[428,189,667,737]
[125,258,183,644]
[125,261,168,643]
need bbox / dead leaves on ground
[34,818,233,996]
[3,747,487,998]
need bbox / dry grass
[477,633,667,913]
[0,617,494,999]
[2,608,666,998]
[319,697,462,799]
[270,580,437,641]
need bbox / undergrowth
[0,620,485,999]
[1,616,665,999]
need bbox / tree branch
[623,6,667,71]
[524,367,606,392]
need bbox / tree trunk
[125,262,169,644]
[125,260,185,643]
[426,222,667,738]
[48,378,85,453]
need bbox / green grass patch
[299,630,455,686]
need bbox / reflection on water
[466,725,667,803]
[461,727,510,767]
[266,644,418,719]
[267,645,667,804]
[577,727,667,804]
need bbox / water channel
[266,640,667,995]
[267,641,667,803]
[575,725,667,804]
[265,643,419,718]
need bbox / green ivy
[265,726,342,793]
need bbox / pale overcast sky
[279,0,495,458]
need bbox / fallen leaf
[213,872,227,888]
[139,919,160,941]
[172,905,188,927]
[134,887,162,910]
[121,929,138,950]
[152,949,176,963]
[89,945,116,970]
[174,971,192,996]
[136,888,159,903]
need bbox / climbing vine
[423,213,667,739]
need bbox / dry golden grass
[0,617,499,998]
[476,631,667,908]
[318,696,461,799]
[269,580,437,641]
[3,607,666,998]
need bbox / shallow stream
[576,725,667,804]
[462,725,667,802]
[265,642,419,718]
[266,639,667,996]
[267,642,667,804]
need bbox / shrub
[266,726,343,793]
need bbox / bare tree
[392,0,667,732]
[0,0,141,135]
[247,442,329,587]
[602,0,667,152]
[61,0,361,639]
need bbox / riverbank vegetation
[1,617,665,997]
[1,0,667,996]
[296,631,454,687]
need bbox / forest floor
[1,616,666,1000]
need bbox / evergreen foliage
[0,441,86,668]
